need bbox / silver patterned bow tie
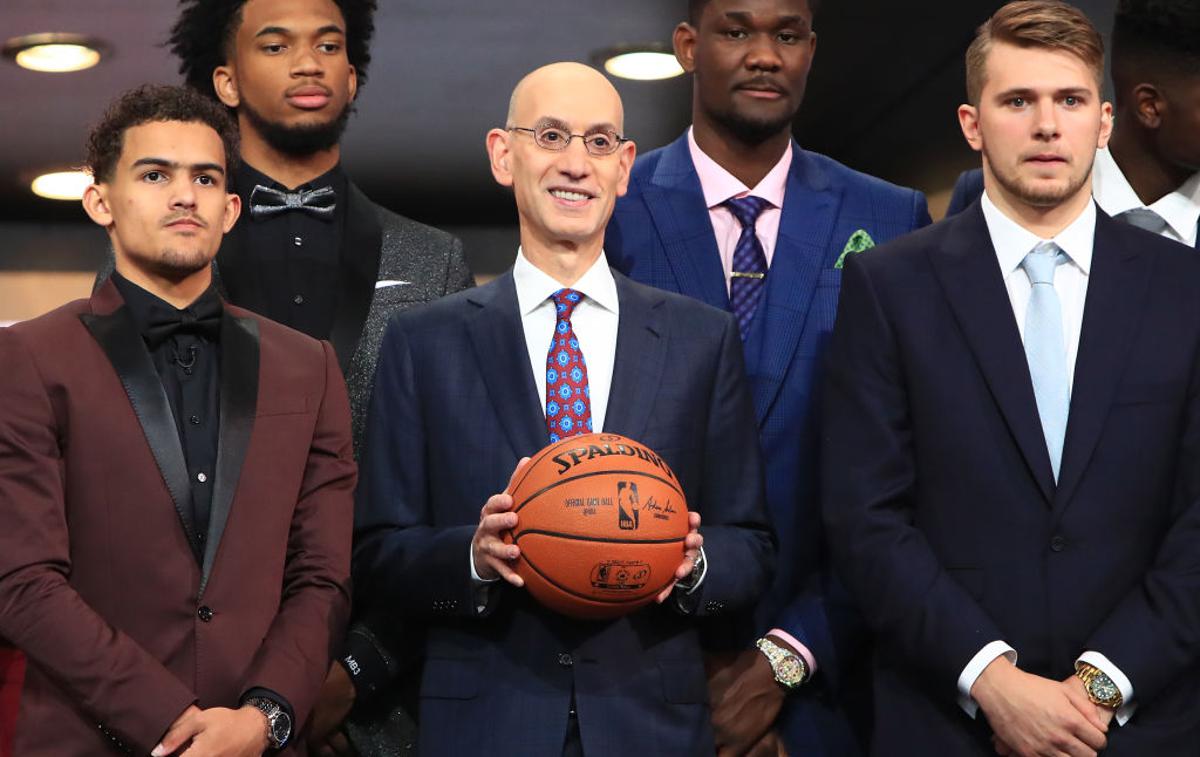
[248,184,337,220]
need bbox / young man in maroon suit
[0,84,355,756]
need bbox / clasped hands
[152,704,268,757]
[471,457,704,603]
[973,656,1115,757]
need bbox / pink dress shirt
[687,129,817,676]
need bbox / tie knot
[723,196,771,229]
[1021,242,1067,286]
[551,288,584,319]
[1119,207,1168,235]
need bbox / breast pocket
[255,395,309,417]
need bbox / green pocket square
[834,229,876,269]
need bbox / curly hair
[86,84,240,182]
[168,0,377,100]
[1112,0,1200,75]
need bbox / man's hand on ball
[657,511,703,602]
[471,458,531,587]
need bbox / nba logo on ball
[505,433,690,620]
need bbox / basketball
[504,432,690,620]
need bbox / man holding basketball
[353,62,774,756]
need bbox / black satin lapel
[1054,217,1151,513]
[466,274,548,457]
[929,207,1057,503]
[604,274,668,442]
[200,313,260,595]
[329,182,383,376]
[80,310,200,549]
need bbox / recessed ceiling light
[596,45,684,81]
[3,33,106,73]
[31,171,93,201]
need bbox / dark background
[0,0,1118,287]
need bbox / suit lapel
[643,134,730,312]
[80,281,201,550]
[328,181,383,376]
[1054,214,1152,512]
[930,205,1057,502]
[199,312,260,596]
[466,273,548,456]
[743,145,840,425]
[604,272,669,442]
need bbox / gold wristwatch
[756,636,809,689]
[1074,661,1123,709]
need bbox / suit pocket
[420,657,483,700]
[817,268,843,288]
[659,659,708,704]
[255,395,309,417]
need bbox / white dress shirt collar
[981,190,1096,277]
[513,248,619,317]
[1092,146,1200,246]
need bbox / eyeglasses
[508,125,629,157]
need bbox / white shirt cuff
[1078,651,1136,725]
[957,641,1018,718]
[469,542,498,614]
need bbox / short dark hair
[1112,0,1200,77]
[85,84,240,182]
[965,0,1104,105]
[168,0,377,100]
[687,0,820,26]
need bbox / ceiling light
[596,45,684,81]
[3,33,106,73]
[31,171,92,201]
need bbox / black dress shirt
[111,273,293,739]
[237,162,346,340]
[111,273,221,560]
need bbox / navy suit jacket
[606,132,930,754]
[353,268,775,757]
[822,202,1200,754]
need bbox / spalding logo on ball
[504,432,689,620]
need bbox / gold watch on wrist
[1074,661,1123,709]
[756,636,809,690]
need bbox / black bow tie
[143,296,223,350]
[248,184,337,220]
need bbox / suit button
[557,653,573,667]
[197,605,214,622]
[1050,536,1066,552]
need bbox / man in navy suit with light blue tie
[353,62,774,757]
[824,2,1200,754]
[606,0,929,753]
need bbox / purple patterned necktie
[724,195,772,339]
[545,289,593,442]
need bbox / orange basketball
[505,433,689,620]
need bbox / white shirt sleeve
[1078,650,1136,725]
[957,641,1018,718]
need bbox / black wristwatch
[245,696,292,750]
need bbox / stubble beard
[987,149,1093,208]
[241,99,353,157]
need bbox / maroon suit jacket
[0,280,355,755]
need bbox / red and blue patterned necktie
[724,195,771,339]
[545,288,593,442]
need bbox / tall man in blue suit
[606,0,929,753]
[824,2,1200,754]
[352,62,774,757]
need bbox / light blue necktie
[1021,242,1070,481]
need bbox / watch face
[270,712,292,746]
[776,655,805,686]
[1088,675,1120,705]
